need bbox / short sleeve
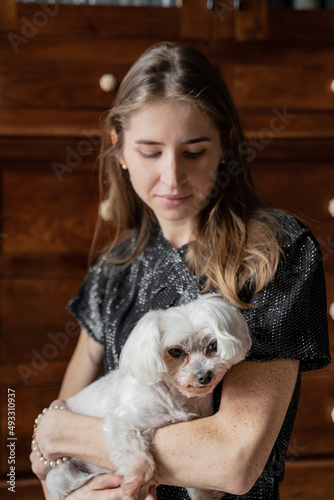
[67,255,123,345]
[243,217,331,372]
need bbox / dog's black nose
[195,371,212,385]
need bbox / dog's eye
[168,348,184,358]
[207,341,217,353]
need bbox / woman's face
[118,100,223,244]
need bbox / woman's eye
[168,348,184,358]
[139,150,205,159]
[184,149,206,159]
[140,151,161,158]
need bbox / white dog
[46,293,252,500]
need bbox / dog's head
[119,294,251,398]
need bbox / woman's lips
[155,194,192,207]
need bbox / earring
[122,164,128,170]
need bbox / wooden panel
[0,33,333,137]
[234,0,267,41]
[211,0,234,41]
[2,36,334,68]
[281,459,334,500]
[2,170,98,253]
[0,36,155,66]
[249,138,334,163]
[0,253,88,279]
[0,109,102,137]
[3,2,211,42]
[252,161,334,256]
[1,278,81,364]
[325,271,334,359]
[0,60,128,111]
[234,65,334,111]
[326,272,334,322]
[239,109,334,138]
[180,0,210,40]
[0,136,100,161]
[1,105,333,139]
[13,4,181,40]
[0,478,44,500]
[210,40,334,67]
[0,360,69,388]
[288,371,334,458]
[0,0,17,31]
[268,10,334,42]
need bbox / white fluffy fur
[46,294,251,500]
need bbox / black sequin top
[67,213,330,500]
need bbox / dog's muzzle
[194,370,212,385]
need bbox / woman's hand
[63,475,157,500]
[31,399,157,499]
[30,399,68,480]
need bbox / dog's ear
[200,294,252,365]
[118,310,167,385]
[215,308,251,365]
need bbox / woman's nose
[160,155,186,188]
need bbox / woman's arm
[40,329,104,500]
[58,328,104,399]
[152,358,299,495]
[34,358,299,496]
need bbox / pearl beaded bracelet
[32,405,69,468]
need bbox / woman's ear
[111,129,126,166]
[110,128,118,145]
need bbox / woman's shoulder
[271,210,321,255]
[89,229,165,281]
[265,211,326,296]
[90,235,137,273]
[244,210,330,372]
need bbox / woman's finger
[65,489,121,500]
[85,474,123,490]
[64,473,123,499]
[65,488,122,500]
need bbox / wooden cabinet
[252,137,334,499]
[0,1,333,498]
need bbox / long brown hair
[92,42,284,309]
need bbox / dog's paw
[121,457,157,500]
[46,458,102,500]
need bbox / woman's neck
[158,220,194,249]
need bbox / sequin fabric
[67,214,330,500]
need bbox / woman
[30,42,330,500]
